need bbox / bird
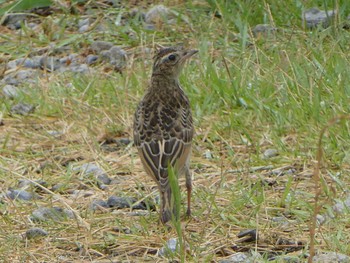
[133,46,197,224]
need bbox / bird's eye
[168,54,176,61]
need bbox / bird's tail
[160,187,177,224]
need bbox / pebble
[316,214,326,225]
[31,207,75,222]
[312,252,350,262]
[24,227,48,239]
[3,13,28,30]
[252,24,277,38]
[17,179,48,189]
[74,163,111,185]
[79,24,89,33]
[86,55,99,65]
[90,199,109,211]
[108,195,136,209]
[145,5,171,25]
[40,56,62,71]
[219,252,251,263]
[158,238,180,257]
[6,189,35,201]
[10,103,35,115]
[67,64,90,74]
[303,8,336,29]
[16,69,39,82]
[78,18,90,28]
[263,148,278,159]
[100,46,127,70]
[15,57,42,69]
[91,41,114,53]
[2,85,19,99]
[237,229,258,242]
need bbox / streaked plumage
[133,46,197,223]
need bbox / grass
[1,0,350,261]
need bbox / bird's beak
[182,49,198,60]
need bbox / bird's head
[152,46,198,78]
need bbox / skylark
[133,46,197,224]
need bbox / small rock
[2,13,28,30]
[3,76,19,86]
[203,149,213,159]
[40,56,62,71]
[24,227,48,239]
[252,24,277,38]
[16,69,39,82]
[263,148,278,159]
[145,5,171,25]
[219,252,251,263]
[91,41,114,53]
[2,85,19,99]
[100,46,127,70]
[10,103,35,115]
[303,8,336,29]
[333,202,346,214]
[108,195,137,209]
[79,24,89,33]
[237,229,258,242]
[6,189,36,201]
[31,207,74,222]
[86,55,99,65]
[46,130,62,137]
[275,237,304,252]
[143,23,156,31]
[316,214,326,225]
[74,163,111,185]
[78,18,90,28]
[67,64,90,74]
[16,57,42,69]
[90,199,109,211]
[17,179,48,189]
[158,238,180,257]
[313,252,350,262]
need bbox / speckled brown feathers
[133,47,197,224]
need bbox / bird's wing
[133,99,193,187]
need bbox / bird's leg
[185,167,192,216]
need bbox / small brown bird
[133,46,197,224]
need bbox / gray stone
[31,207,75,222]
[3,76,19,86]
[79,24,89,33]
[303,8,336,29]
[40,56,62,71]
[252,24,277,37]
[25,227,48,239]
[3,13,28,29]
[86,55,99,65]
[145,5,171,25]
[78,18,90,28]
[263,148,278,159]
[17,179,48,189]
[16,57,42,69]
[90,199,109,211]
[237,229,258,242]
[16,69,38,82]
[6,189,35,201]
[67,64,89,74]
[158,238,179,257]
[313,252,350,262]
[2,85,19,99]
[91,41,114,53]
[219,252,251,263]
[10,103,35,115]
[316,214,326,225]
[100,46,127,69]
[74,163,111,185]
[107,195,135,209]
